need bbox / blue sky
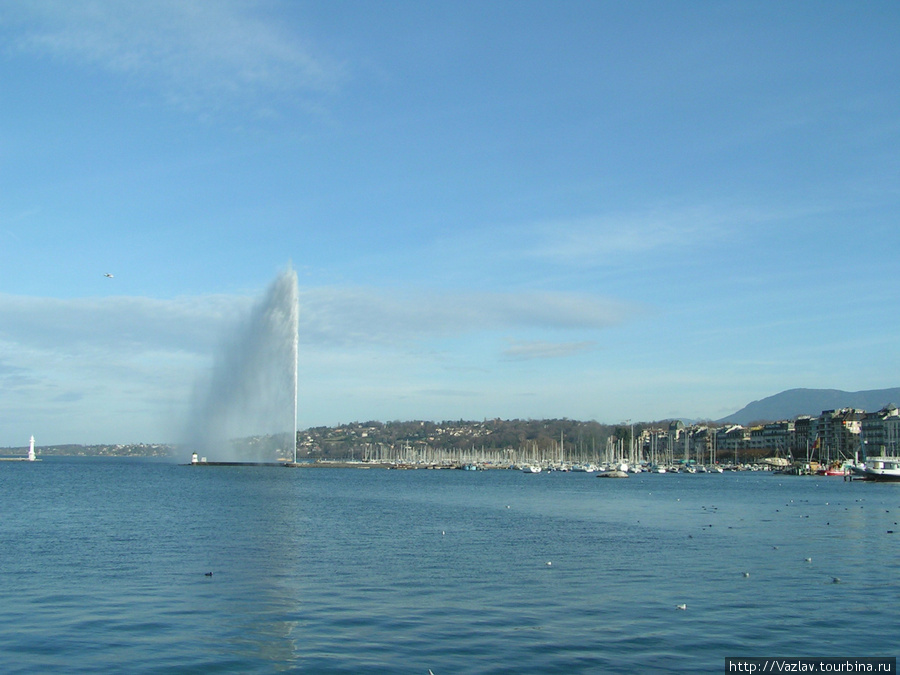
[1,1,898,446]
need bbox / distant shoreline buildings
[5,405,899,464]
[296,407,900,467]
[644,405,900,466]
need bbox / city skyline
[1,2,899,445]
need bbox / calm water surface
[1,458,897,673]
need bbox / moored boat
[820,460,851,476]
[861,456,900,481]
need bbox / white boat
[521,465,542,474]
[861,456,900,481]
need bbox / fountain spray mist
[185,266,299,463]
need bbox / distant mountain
[718,388,900,425]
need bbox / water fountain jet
[185,266,299,464]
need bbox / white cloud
[517,199,866,268]
[524,206,733,264]
[501,340,596,361]
[0,286,630,364]
[2,0,343,111]
[0,285,636,444]
[299,287,634,348]
[0,292,248,356]
[0,292,251,444]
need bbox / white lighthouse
[28,435,36,461]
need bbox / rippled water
[1,458,897,673]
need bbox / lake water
[1,458,897,673]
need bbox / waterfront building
[688,426,713,464]
[747,425,765,453]
[860,404,900,460]
[716,425,748,463]
[748,421,793,456]
[639,427,672,466]
[668,420,685,463]
[792,416,815,458]
[814,408,864,462]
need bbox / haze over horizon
[1,2,898,446]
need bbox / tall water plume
[186,266,299,462]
